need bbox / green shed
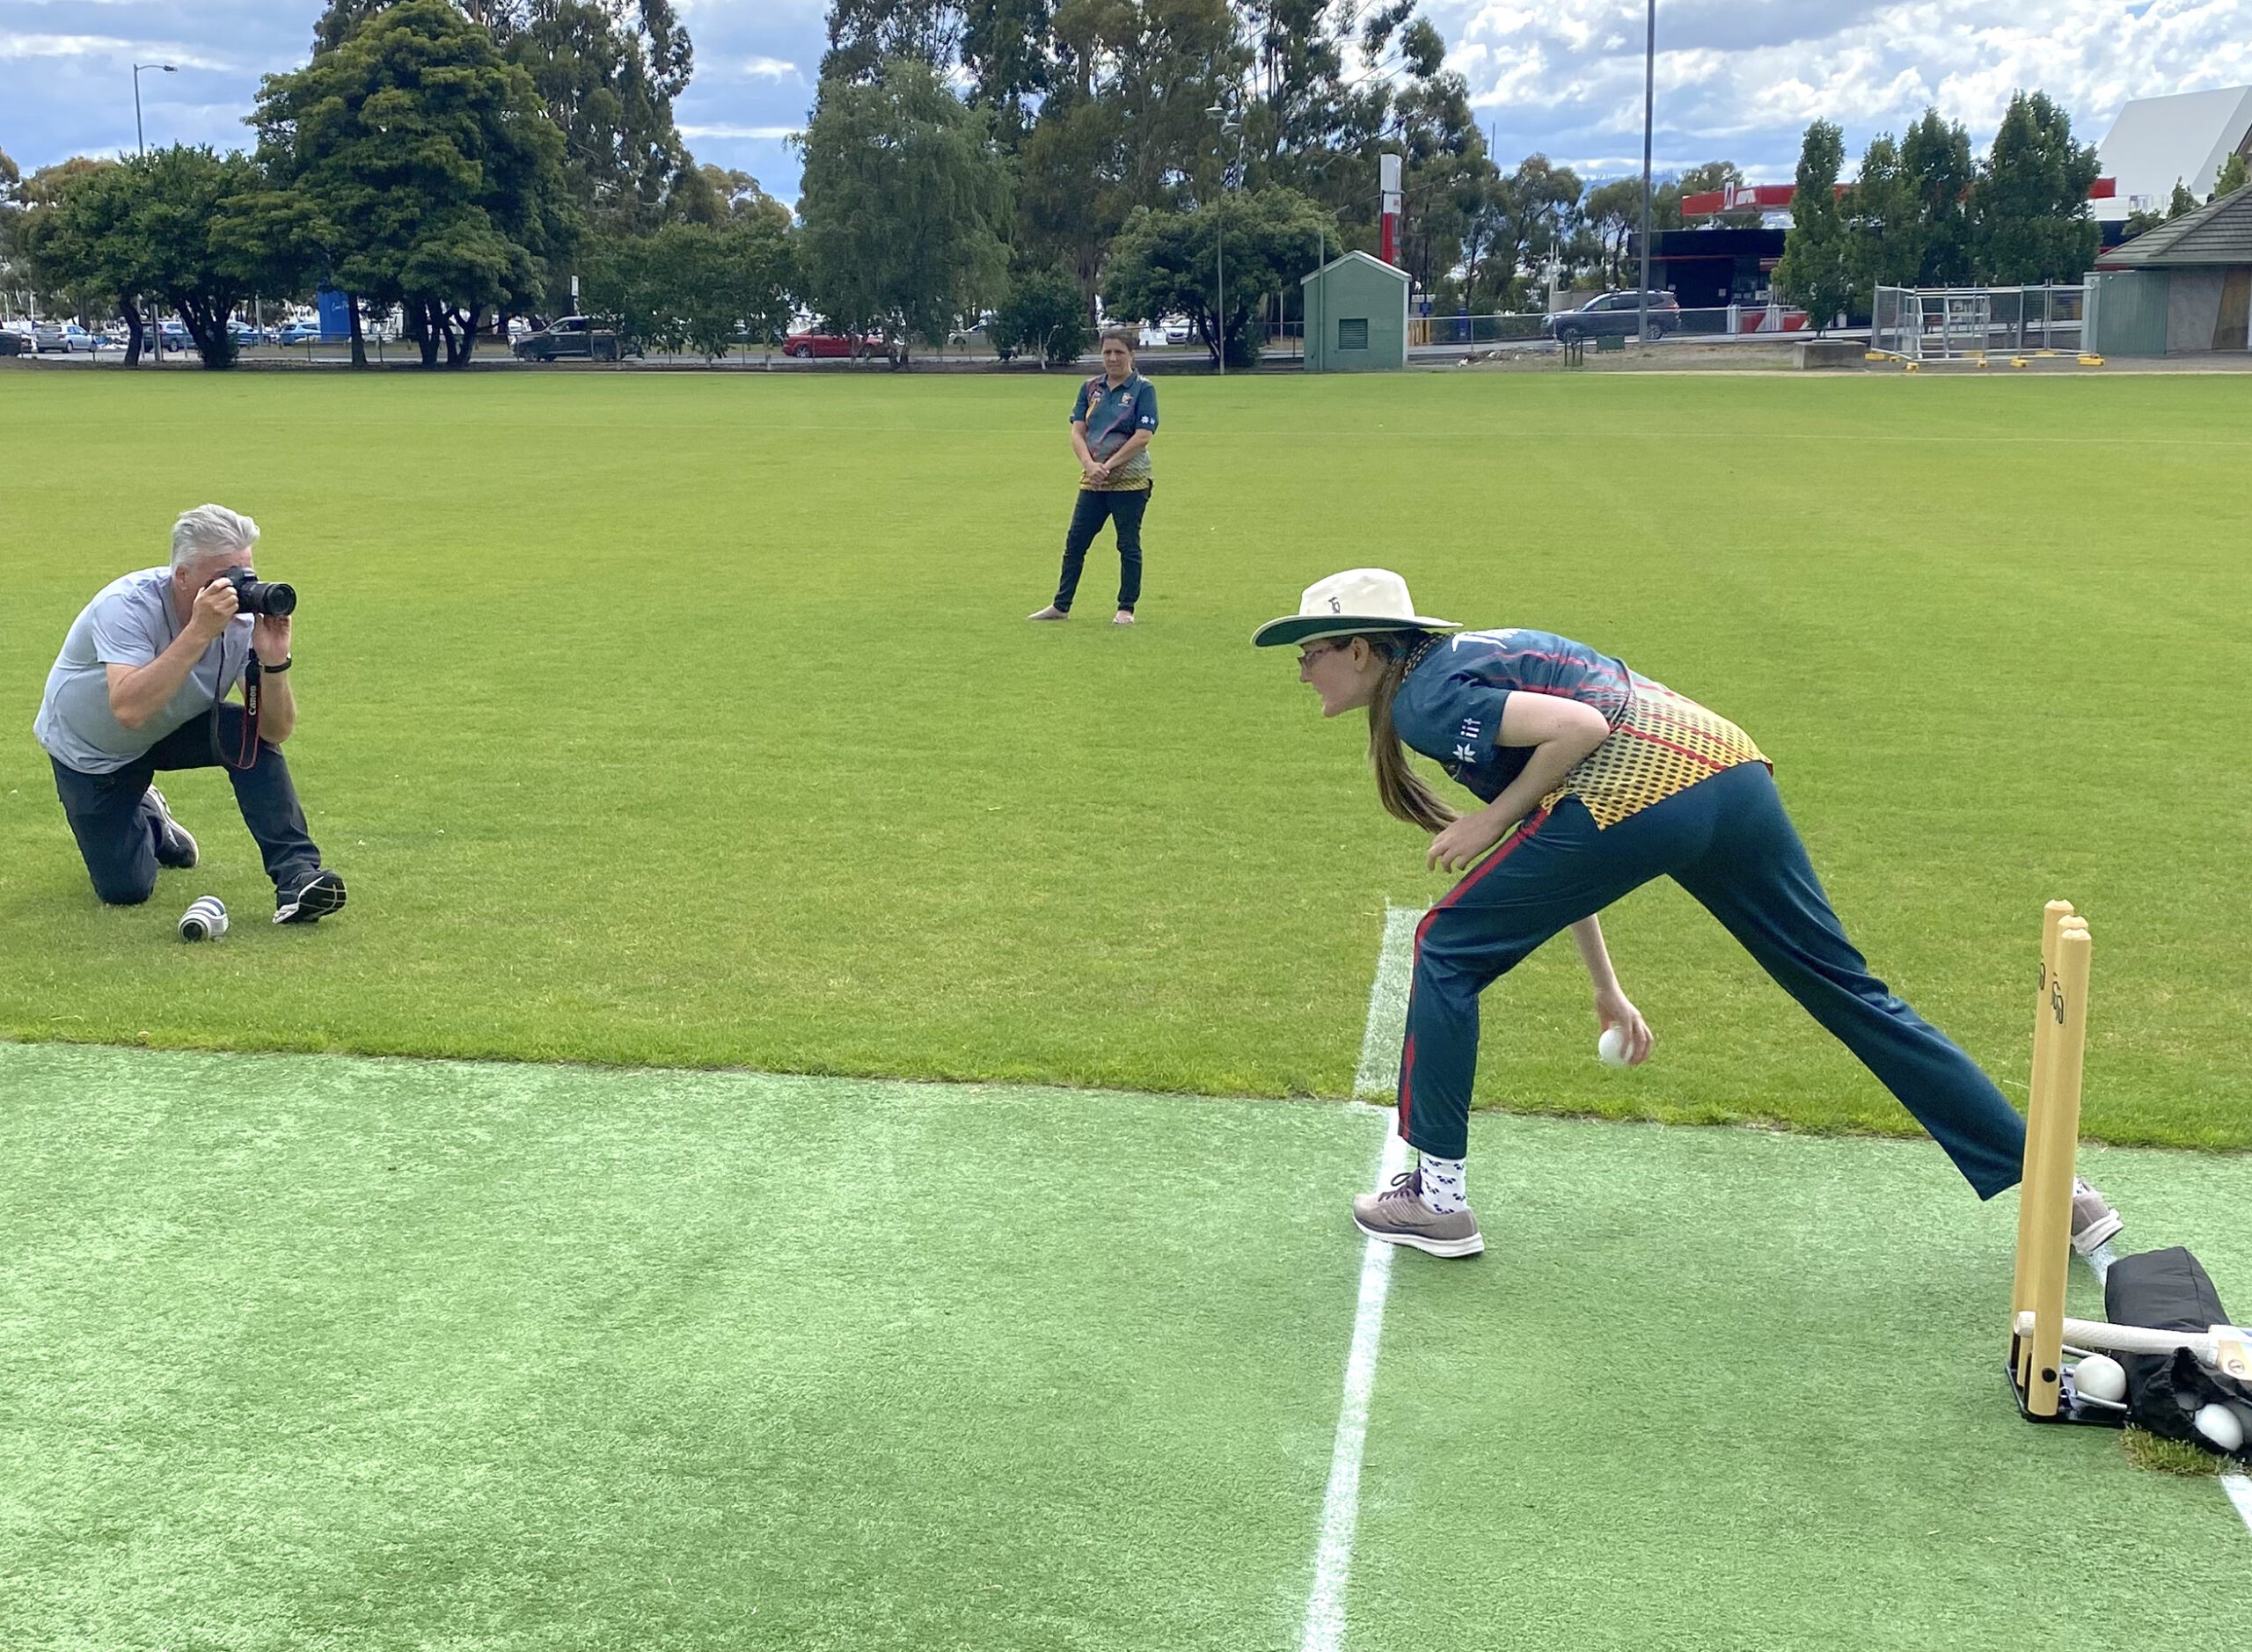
[1302,251,1408,372]
[2089,184,2252,354]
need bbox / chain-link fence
[1871,286,2086,361]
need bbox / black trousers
[1053,486,1151,613]
[50,705,323,906]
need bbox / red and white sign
[1380,153,1402,266]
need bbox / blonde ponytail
[1364,632,1457,833]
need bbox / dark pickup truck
[513,316,624,362]
[1542,290,1681,345]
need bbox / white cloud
[738,55,797,80]
[678,123,799,140]
[0,33,231,69]
[1434,0,2252,179]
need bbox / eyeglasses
[1298,641,1349,669]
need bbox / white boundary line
[1301,905,1423,1652]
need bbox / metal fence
[1405,304,1821,350]
[1870,285,2087,360]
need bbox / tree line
[0,0,2165,367]
[0,0,1768,369]
[1765,91,2241,326]
[792,0,1759,365]
[0,0,758,368]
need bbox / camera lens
[233,576,296,617]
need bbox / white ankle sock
[1417,1154,1467,1213]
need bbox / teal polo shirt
[1070,372,1158,491]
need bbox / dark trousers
[1398,761,2027,1197]
[1053,486,1150,613]
[51,705,322,906]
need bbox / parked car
[1542,290,1681,345]
[52,323,99,353]
[31,322,71,353]
[0,330,23,357]
[781,330,879,359]
[513,314,623,361]
[274,320,327,346]
[155,319,192,349]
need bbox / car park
[1542,290,1681,345]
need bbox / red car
[782,330,881,359]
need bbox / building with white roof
[2097,86,2252,217]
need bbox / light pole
[1206,103,1241,376]
[133,62,176,156]
[1634,0,1656,347]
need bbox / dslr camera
[219,566,297,618]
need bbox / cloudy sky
[4,0,2249,198]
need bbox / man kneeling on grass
[33,504,347,924]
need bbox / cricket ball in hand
[1598,1025,1631,1068]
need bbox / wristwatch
[263,655,292,674]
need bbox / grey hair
[171,503,260,570]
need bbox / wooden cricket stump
[2007,901,2090,1420]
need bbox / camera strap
[208,654,262,771]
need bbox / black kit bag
[2103,1246,2252,1458]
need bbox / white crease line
[1303,904,1424,1652]
[1301,1128,1409,1652]
[2223,1473,2252,1539]
[1352,905,1422,1101]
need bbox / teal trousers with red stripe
[1396,761,2029,1199]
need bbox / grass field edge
[9,1029,2252,1161]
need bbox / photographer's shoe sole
[274,871,347,925]
[148,788,198,870]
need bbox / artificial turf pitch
[3,1039,2248,1649]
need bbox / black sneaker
[147,787,198,869]
[274,868,347,925]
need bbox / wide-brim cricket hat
[1251,568,1461,647]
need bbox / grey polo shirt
[33,567,253,774]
